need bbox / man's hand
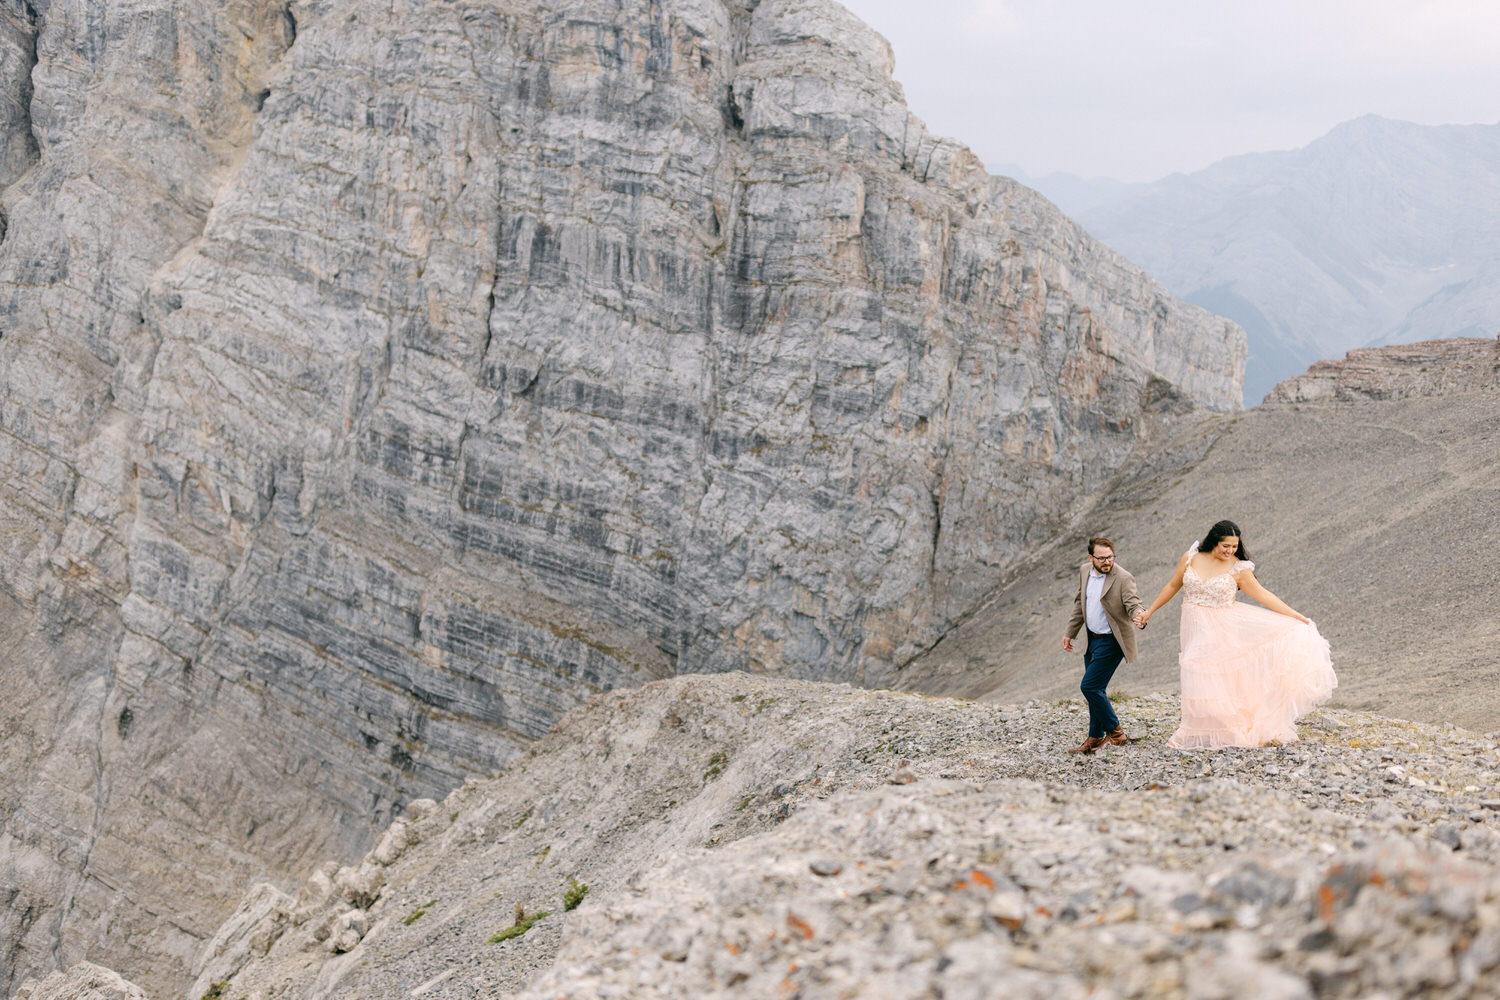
[1061,635,1074,652]
[1133,610,1148,629]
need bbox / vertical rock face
[0,2,38,192]
[0,0,1243,991]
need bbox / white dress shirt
[1085,569,1111,635]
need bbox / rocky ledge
[1265,334,1499,402]
[26,673,1500,1000]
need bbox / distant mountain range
[999,116,1500,403]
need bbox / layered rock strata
[1264,334,1499,402]
[0,0,1241,990]
[11,963,147,1000]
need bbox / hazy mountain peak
[1075,116,1500,403]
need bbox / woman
[1135,520,1336,748]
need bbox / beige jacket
[1064,563,1145,662]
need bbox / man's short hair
[1088,536,1114,555]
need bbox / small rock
[334,862,385,909]
[1432,823,1463,850]
[1172,893,1208,915]
[986,890,1028,930]
[1395,933,1458,988]
[405,798,440,821]
[294,866,337,922]
[325,909,368,954]
[1119,865,1198,910]
[1298,928,1335,952]
[809,859,843,877]
[1461,926,1500,980]
[651,922,694,963]
[11,963,149,1000]
[371,819,412,866]
[1232,903,1262,929]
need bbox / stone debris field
[31,672,1498,1000]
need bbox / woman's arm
[1236,569,1311,623]
[1136,553,1188,627]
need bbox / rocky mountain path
[899,384,1500,733]
[79,673,1500,1000]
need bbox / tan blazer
[1065,563,1145,662]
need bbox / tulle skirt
[1168,601,1337,749]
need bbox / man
[1062,536,1144,754]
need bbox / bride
[1135,520,1337,748]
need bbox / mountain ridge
[1073,115,1500,403]
[26,671,1500,999]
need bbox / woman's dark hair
[1200,520,1249,561]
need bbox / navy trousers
[1081,629,1125,738]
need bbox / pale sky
[836,0,1500,181]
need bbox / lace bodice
[1182,544,1254,609]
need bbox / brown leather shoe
[1104,726,1128,746]
[1068,735,1106,755]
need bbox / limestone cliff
[0,0,1241,990]
[1264,334,1499,403]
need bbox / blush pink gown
[1168,548,1337,749]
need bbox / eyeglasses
[1090,554,1114,562]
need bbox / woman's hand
[1134,610,1150,629]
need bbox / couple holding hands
[1062,520,1337,754]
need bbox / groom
[1061,536,1144,754]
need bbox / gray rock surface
[184,883,296,1000]
[148,673,1500,999]
[0,2,37,191]
[0,0,1241,992]
[1265,334,1499,403]
[10,964,146,1000]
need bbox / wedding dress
[1168,545,1337,749]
